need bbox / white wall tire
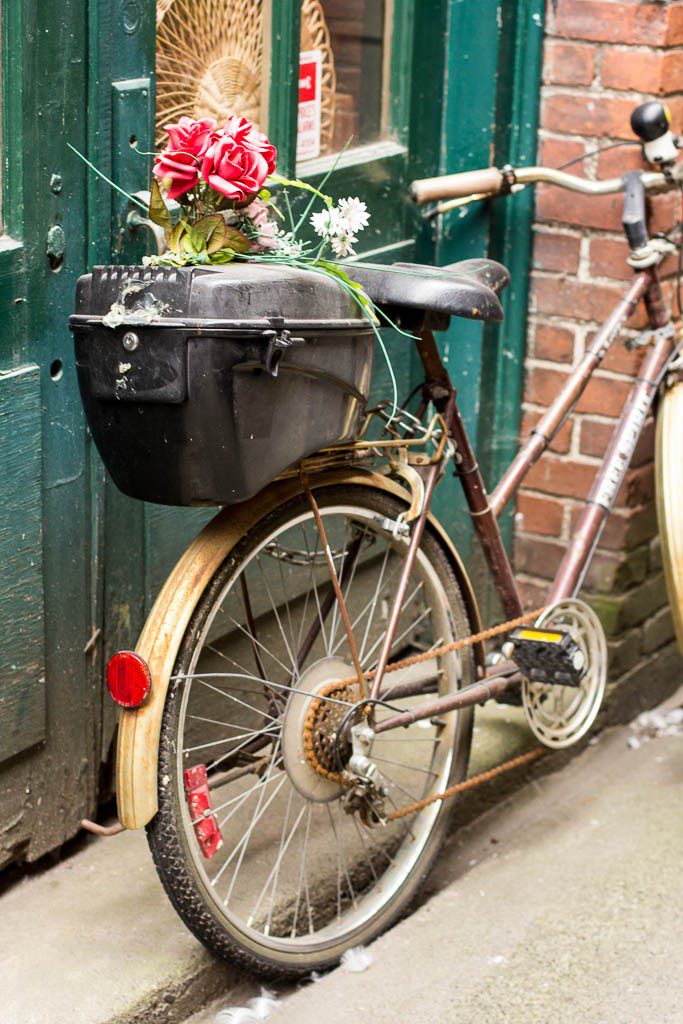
[655,380,683,655]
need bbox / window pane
[298,0,389,163]
[155,0,268,149]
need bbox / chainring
[522,598,607,749]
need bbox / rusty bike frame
[306,263,679,738]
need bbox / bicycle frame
[336,264,680,732]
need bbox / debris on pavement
[340,946,373,973]
[214,988,280,1023]
[627,706,683,748]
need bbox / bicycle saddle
[347,258,510,324]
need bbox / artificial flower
[152,148,199,200]
[163,116,216,157]
[200,133,270,201]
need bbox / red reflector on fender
[106,651,152,708]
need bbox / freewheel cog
[281,657,357,802]
[522,598,607,749]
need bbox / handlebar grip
[410,167,504,204]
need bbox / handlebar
[410,162,683,206]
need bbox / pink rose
[152,149,199,200]
[245,199,278,250]
[224,115,277,175]
[163,116,216,158]
[200,134,270,201]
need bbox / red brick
[579,415,655,466]
[589,237,631,281]
[576,373,632,416]
[539,136,587,176]
[570,502,656,550]
[516,576,549,610]
[531,322,575,363]
[524,454,598,499]
[543,40,596,86]
[525,364,570,407]
[554,2,668,46]
[533,231,581,274]
[615,462,655,508]
[541,92,640,139]
[516,492,565,536]
[536,184,623,231]
[601,47,667,94]
[520,407,574,453]
[596,143,646,179]
[600,336,645,376]
[649,191,681,235]
[600,47,683,96]
[666,4,683,46]
[532,275,623,321]
[514,535,566,581]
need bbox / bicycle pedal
[504,628,586,687]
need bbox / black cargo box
[70,263,374,506]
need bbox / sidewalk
[1,701,540,1024]
[191,684,683,1024]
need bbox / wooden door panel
[0,365,45,764]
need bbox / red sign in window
[297,49,322,161]
[299,59,318,104]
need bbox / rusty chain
[302,606,548,819]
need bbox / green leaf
[267,172,333,206]
[222,226,251,254]
[207,249,236,264]
[192,214,230,255]
[167,220,185,254]
[317,260,377,322]
[148,178,172,232]
[182,221,207,257]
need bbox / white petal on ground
[215,989,279,1024]
[341,946,374,972]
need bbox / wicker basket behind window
[155,0,336,157]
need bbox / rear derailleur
[341,722,388,827]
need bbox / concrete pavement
[192,686,683,1024]
[0,701,538,1024]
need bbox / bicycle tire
[656,380,683,653]
[146,483,475,978]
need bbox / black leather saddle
[346,258,510,329]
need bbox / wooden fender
[656,380,683,655]
[117,469,482,829]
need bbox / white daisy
[337,197,370,233]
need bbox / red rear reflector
[106,651,152,708]
[184,765,224,859]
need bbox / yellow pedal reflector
[515,629,564,644]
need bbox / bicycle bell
[631,101,680,166]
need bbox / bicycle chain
[301,606,547,814]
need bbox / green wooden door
[0,0,544,863]
[0,0,101,864]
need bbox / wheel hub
[281,657,357,803]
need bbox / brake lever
[425,182,528,221]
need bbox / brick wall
[514,0,683,701]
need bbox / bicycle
[91,100,683,978]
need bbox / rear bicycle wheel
[656,380,683,653]
[147,484,475,978]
